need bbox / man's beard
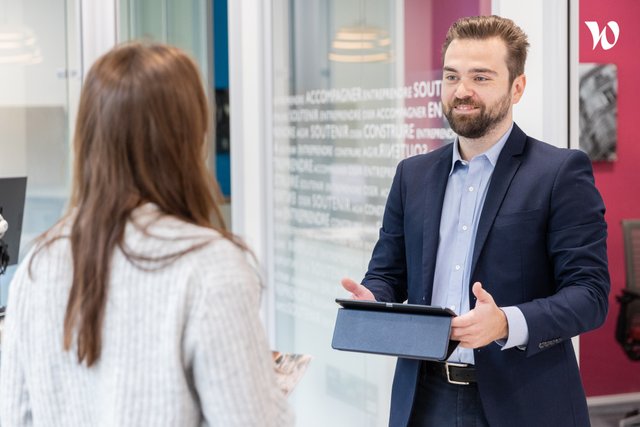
[444,92,512,139]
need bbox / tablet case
[332,303,458,361]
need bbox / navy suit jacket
[362,124,609,427]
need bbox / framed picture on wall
[578,63,618,161]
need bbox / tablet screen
[335,298,456,317]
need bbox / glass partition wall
[271,1,489,425]
[117,0,225,221]
[0,0,80,304]
[118,0,210,79]
[0,0,214,303]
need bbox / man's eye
[475,76,489,81]
[445,75,458,81]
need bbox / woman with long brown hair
[0,43,292,426]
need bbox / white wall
[228,0,272,330]
[494,0,569,148]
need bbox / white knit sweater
[0,204,293,426]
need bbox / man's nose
[454,81,473,98]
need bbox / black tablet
[335,298,456,317]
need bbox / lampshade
[0,25,42,65]
[329,25,392,63]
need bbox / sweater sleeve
[182,244,293,426]
[0,257,34,426]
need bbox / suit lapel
[422,147,452,303]
[470,124,527,276]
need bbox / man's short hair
[442,15,529,85]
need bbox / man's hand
[341,278,375,301]
[450,282,508,348]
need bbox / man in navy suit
[342,15,609,427]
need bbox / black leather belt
[422,361,477,385]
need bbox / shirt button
[468,186,474,192]
[455,264,461,271]
[462,225,468,231]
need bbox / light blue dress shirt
[431,124,528,364]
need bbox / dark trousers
[408,364,490,427]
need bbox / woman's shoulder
[139,208,257,283]
[128,205,244,258]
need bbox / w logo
[585,21,620,50]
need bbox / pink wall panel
[579,0,640,397]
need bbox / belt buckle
[444,361,469,385]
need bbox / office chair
[623,220,640,292]
[616,220,640,361]
[614,221,640,427]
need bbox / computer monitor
[0,177,27,267]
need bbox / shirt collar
[449,123,514,175]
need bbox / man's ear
[511,74,526,104]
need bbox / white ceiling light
[329,26,393,63]
[0,25,42,65]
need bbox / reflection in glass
[0,26,42,65]
[329,26,393,63]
